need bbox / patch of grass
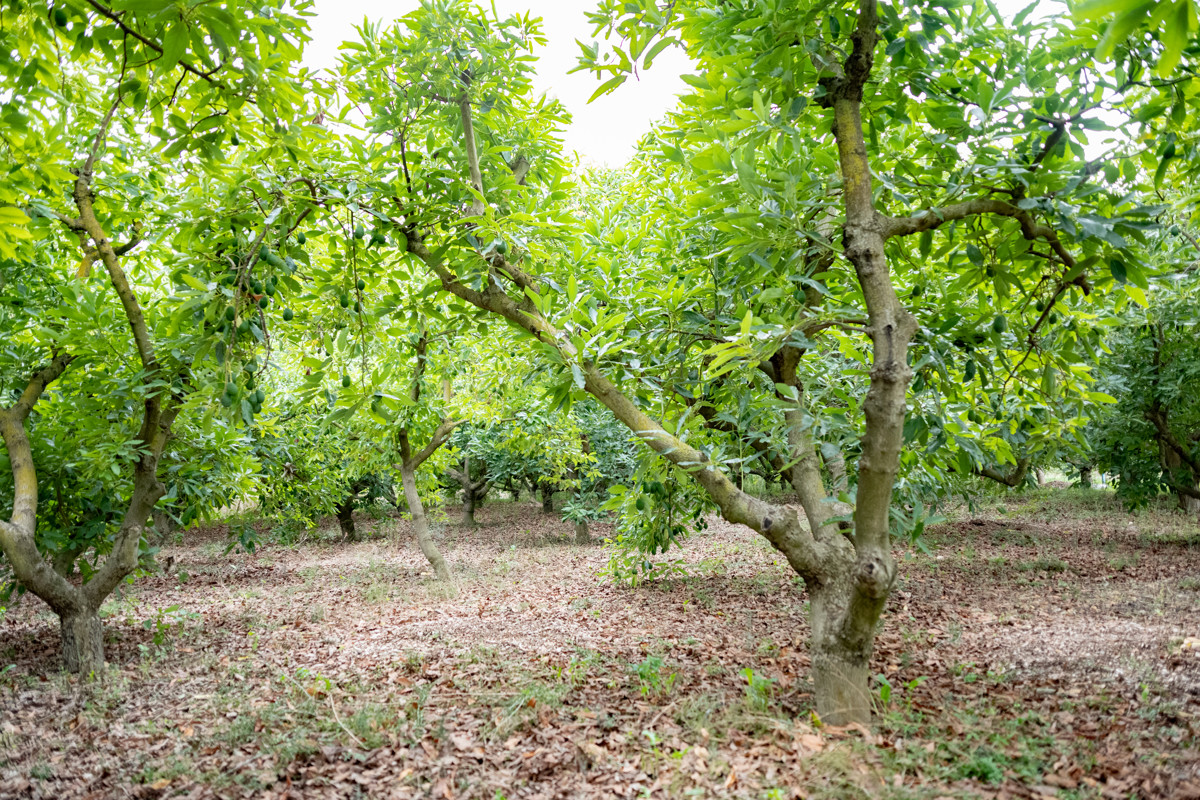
[1014,555,1068,573]
[1108,552,1139,572]
[633,655,677,698]
[1179,577,1200,592]
[1139,527,1200,547]
[491,678,569,737]
[877,703,1062,791]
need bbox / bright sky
[303,1,1062,167]
[302,0,694,168]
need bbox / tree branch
[84,0,228,88]
[976,455,1033,487]
[459,93,486,218]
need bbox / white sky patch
[303,0,694,167]
[304,0,1063,166]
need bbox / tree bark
[575,519,591,545]
[1079,466,1093,489]
[399,456,450,580]
[336,495,357,541]
[463,487,477,527]
[541,484,554,514]
[978,456,1033,487]
[397,421,456,581]
[61,609,104,676]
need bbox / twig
[258,650,367,749]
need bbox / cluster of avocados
[219,358,266,414]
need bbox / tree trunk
[61,609,104,676]
[52,547,82,578]
[575,519,590,545]
[336,496,357,541]
[463,488,477,527]
[1179,490,1200,515]
[808,576,872,725]
[1079,466,1093,489]
[400,461,450,580]
[541,485,554,514]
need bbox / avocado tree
[1091,270,1200,513]
[0,0,318,672]
[323,0,1194,723]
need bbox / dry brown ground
[1,489,1199,799]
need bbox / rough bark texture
[61,610,104,676]
[337,496,357,540]
[574,519,590,545]
[1079,467,1093,489]
[463,489,477,528]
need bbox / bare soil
[1,490,1199,799]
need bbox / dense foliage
[1,0,1198,723]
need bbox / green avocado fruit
[282,308,294,321]
[224,306,236,321]
[342,374,351,388]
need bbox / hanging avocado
[342,374,351,388]
[356,278,366,291]
[258,297,269,309]
[282,308,294,321]
[224,306,236,321]
[992,315,1007,333]
[296,231,307,245]
[354,224,365,239]
[339,293,350,308]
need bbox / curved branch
[976,455,1033,487]
[882,198,1076,268]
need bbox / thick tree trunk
[809,577,872,725]
[400,461,450,580]
[541,485,554,514]
[1080,466,1093,489]
[575,519,590,545]
[336,496,357,541]
[1179,490,1200,515]
[61,609,104,676]
[463,489,477,528]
